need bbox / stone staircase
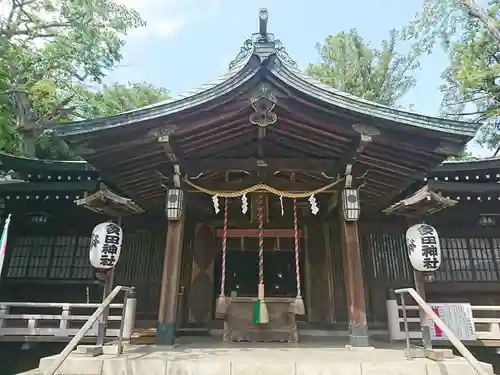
[16,344,495,375]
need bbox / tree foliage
[403,0,500,152]
[73,82,170,120]
[307,29,419,107]
[36,82,171,160]
[0,0,147,158]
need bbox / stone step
[33,347,495,375]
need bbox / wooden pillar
[305,224,331,324]
[156,214,185,345]
[342,220,369,346]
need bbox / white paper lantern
[405,223,441,272]
[89,222,123,269]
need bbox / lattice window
[365,233,412,284]
[25,237,52,278]
[4,237,32,278]
[469,238,498,281]
[49,236,76,279]
[71,236,93,279]
[437,238,471,281]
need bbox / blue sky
[109,0,489,156]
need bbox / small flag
[0,214,12,278]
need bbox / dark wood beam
[97,148,166,170]
[215,229,304,238]
[429,180,500,193]
[176,120,249,148]
[270,126,348,155]
[182,158,342,174]
[258,127,266,158]
[278,97,453,156]
[183,128,255,155]
[276,113,351,142]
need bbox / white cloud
[152,18,187,38]
[0,0,218,41]
[115,0,220,40]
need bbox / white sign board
[427,303,476,341]
[89,222,123,270]
[406,224,442,272]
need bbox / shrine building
[2,9,498,347]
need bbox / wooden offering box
[223,297,298,343]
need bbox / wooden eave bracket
[152,126,182,188]
[345,124,379,187]
[74,183,144,216]
[382,184,458,217]
[323,126,375,218]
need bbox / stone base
[155,322,175,346]
[32,346,494,375]
[404,347,455,361]
[74,345,103,357]
[74,344,122,356]
[348,324,370,347]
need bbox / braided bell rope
[184,177,344,198]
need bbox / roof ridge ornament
[259,8,268,36]
[228,9,297,69]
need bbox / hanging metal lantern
[341,189,360,221]
[165,189,183,220]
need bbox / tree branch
[462,0,500,42]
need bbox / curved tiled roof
[272,59,479,136]
[52,54,255,136]
[51,12,481,140]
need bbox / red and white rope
[220,198,229,296]
[292,198,301,296]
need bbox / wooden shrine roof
[0,152,95,172]
[386,159,500,216]
[75,183,144,216]
[39,10,481,209]
[383,184,458,217]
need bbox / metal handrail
[394,287,489,375]
[42,285,133,375]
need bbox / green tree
[0,0,145,157]
[403,0,500,153]
[73,82,170,120]
[447,149,478,161]
[307,29,419,107]
[37,82,171,160]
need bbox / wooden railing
[394,288,489,375]
[0,299,136,340]
[387,296,500,341]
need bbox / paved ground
[31,337,495,375]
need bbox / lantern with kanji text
[89,222,123,269]
[405,223,441,272]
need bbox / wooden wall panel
[187,223,217,324]
[305,224,331,324]
[326,221,348,323]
